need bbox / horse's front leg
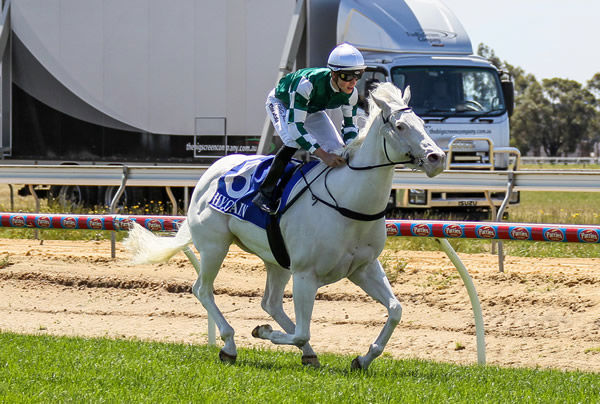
[260,263,320,366]
[253,271,318,351]
[348,259,402,370]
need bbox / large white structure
[7,0,294,137]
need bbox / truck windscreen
[389,67,505,117]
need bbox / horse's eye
[396,124,405,131]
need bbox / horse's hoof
[351,356,364,370]
[218,349,237,364]
[301,354,321,368]
[251,324,272,339]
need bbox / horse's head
[369,83,445,177]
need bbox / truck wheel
[48,185,85,211]
[103,186,128,212]
[50,185,99,210]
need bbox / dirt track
[1,237,599,372]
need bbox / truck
[0,0,518,217]
[334,0,520,219]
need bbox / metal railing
[446,137,521,171]
[521,156,600,165]
[1,164,600,192]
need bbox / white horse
[125,83,445,370]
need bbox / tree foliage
[513,79,596,156]
[477,44,600,156]
[587,72,600,100]
[586,73,600,147]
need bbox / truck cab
[358,53,513,165]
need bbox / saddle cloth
[208,156,320,229]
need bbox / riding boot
[253,146,298,214]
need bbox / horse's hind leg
[188,221,237,362]
[259,263,319,367]
[348,259,402,370]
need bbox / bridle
[346,107,426,171]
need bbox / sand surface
[1,237,599,372]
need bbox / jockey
[253,42,367,214]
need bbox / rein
[307,168,387,221]
[346,107,423,171]
[346,137,414,170]
[279,164,387,221]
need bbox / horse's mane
[344,82,408,156]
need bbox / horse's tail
[124,220,192,265]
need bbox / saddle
[208,157,320,269]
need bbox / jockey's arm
[340,97,359,144]
[314,147,346,168]
[287,77,345,167]
[287,79,321,154]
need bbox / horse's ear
[371,92,393,121]
[402,86,411,105]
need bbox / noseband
[347,107,425,171]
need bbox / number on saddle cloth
[208,156,319,229]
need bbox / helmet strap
[330,73,341,92]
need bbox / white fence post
[436,238,486,365]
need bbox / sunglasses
[338,71,363,82]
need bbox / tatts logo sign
[61,217,77,229]
[411,223,431,237]
[544,228,564,242]
[118,219,135,231]
[10,215,25,227]
[443,224,463,238]
[510,227,530,240]
[36,216,51,228]
[476,225,496,239]
[87,217,104,230]
[579,229,600,243]
[386,223,398,236]
[146,219,163,232]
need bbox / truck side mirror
[501,79,515,117]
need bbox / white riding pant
[265,89,344,153]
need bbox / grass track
[0,332,598,403]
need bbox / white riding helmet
[327,43,366,71]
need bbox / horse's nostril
[427,153,440,163]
